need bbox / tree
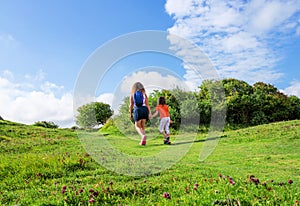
[288,95,300,120]
[222,78,253,124]
[76,102,113,128]
[197,79,227,125]
[251,82,290,124]
[197,80,212,125]
[197,78,299,127]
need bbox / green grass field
[0,120,299,205]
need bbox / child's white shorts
[159,117,170,134]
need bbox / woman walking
[129,82,151,145]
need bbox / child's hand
[170,120,173,124]
[152,111,158,118]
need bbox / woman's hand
[130,113,133,120]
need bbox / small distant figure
[152,96,171,145]
[129,82,152,146]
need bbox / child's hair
[158,96,166,105]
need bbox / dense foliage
[76,102,113,128]
[113,78,299,131]
[209,79,300,126]
[33,121,59,129]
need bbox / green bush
[33,121,59,129]
[251,111,268,126]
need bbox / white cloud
[165,0,300,85]
[26,69,46,82]
[2,70,14,80]
[246,0,298,34]
[167,33,220,88]
[120,70,189,95]
[41,81,64,93]
[282,81,300,97]
[0,33,17,48]
[79,70,190,117]
[96,70,192,114]
[222,32,259,52]
[96,93,114,106]
[0,71,74,127]
[165,0,195,18]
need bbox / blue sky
[1,0,300,127]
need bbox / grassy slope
[0,120,299,205]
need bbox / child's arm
[152,110,158,118]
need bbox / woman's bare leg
[135,119,147,137]
[135,121,144,137]
[135,119,147,144]
[140,119,146,134]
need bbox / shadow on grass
[135,135,227,148]
[139,135,226,148]
[170,135,226,146]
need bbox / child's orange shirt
[155,104,170,118]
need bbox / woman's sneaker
[140,135,147,145]
[139,140,146,146]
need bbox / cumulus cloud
[0,71,74,127]
[165,0,300,85]
[96,93,114,106]
[95,70,191,114]
[120,70,188,95]
[282,81,300,97]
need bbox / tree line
[76,78,300,130]
[198,78,300,126]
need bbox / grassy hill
[0,119,299,205]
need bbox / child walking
[152,96,171,145]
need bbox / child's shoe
[164,136,171,145]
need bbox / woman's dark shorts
[133,106,149,122]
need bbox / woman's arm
[129,95,134,120]
[145,95,152,118]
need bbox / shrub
[33,121,59,129]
